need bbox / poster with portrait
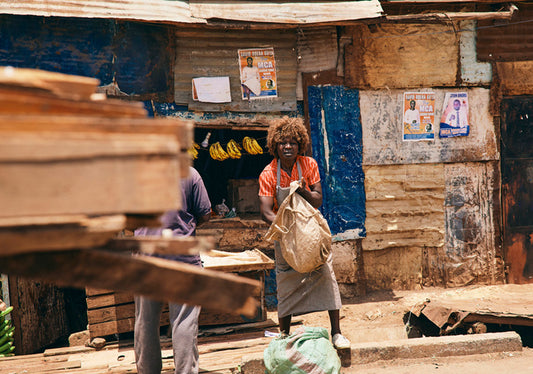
[403,92,435,141]
[439,92,470,138]
[238,48,277,100]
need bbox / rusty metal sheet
[345,24,458,89]
[407,284,533,337]
[360,88,499,165]
[496,61,533,96]
[478,5,533,62]
[190,0,383,24]
[443,161,504,287]
[501,97,533,284]
[0,0,201,24]
[174,28,297,112]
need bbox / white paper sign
[192,77,231,103]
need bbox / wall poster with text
[439,92,470,138]
[403,92,435,141]
[238,48,277,100]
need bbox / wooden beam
[386,4,518,22]
[0,214,125,256]
[0,249,261,317]
[0,115,193,151]
[108,236,214,256]
[0,66,99,100]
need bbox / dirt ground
[1,284,531,373]
[271,284,533,374]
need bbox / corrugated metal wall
[296,26,338,100]
[174,28,297,112]
[348,20,503,288]
[359,88,498,166]
[345,23,459,90]
[477,5,533,62]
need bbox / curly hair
[266,117,309,158]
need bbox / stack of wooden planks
[85,249,275,339]
[0,67,261,354]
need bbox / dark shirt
[135,167,211,266]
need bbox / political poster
[238,48,277,100]
[403,92,435,141]
[439,92,470,138]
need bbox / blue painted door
[308,85,366,238]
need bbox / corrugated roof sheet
[0,0,202,23]
[190,0,383,24]
[0,0,383,25]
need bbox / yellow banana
[250,138,263,154]
[209,144,220,160]
[214,142,229,161]
[243,136,256,155]
[227,139,241,159]
[187,144,199,159]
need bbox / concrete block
[351,331,523,364]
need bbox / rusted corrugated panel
[0,0,383,25]
[495,61,533,96]
[363,163,445,251]
[345,23,458,90]
[363,163,444,289]
[190,0,383,24]
[297,27,338,73]
[0,0,201,24]
[443,161,504,287]
[174,28,297,112]
[501,97,533,284]
[477,5,533,61]
[359,88,499,166]
[296,27,338,99]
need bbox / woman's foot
[332,333,351,349]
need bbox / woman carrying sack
[258,117,350,349]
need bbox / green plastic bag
[264,326,341,374]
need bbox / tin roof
[0,0,383,25]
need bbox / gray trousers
[134,295,201,374]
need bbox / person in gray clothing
[134,167,211,374]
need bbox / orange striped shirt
[258,156,321,199]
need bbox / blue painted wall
[308,85,366,237]
[0,15,172,97]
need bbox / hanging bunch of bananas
[226,139,242,159]
[187,142,200,160]
[242,136,263,155]
[209,142,230,161]
[0,306,15,357]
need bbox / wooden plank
[9,276,69,355]
[0,133,181,218]
[0,66,99,100]
[201,249,274,272]
[0,249,261,317]
[85,287,115,297]
[109,236,214,256]
[0,87,147,117]
[0,214,125,256]
[88,302,170,325]
[0,115,193,150]
[88,303,132,324]
[88,312,169,338]
[86,292,134,310]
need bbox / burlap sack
[264,181,331,273]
